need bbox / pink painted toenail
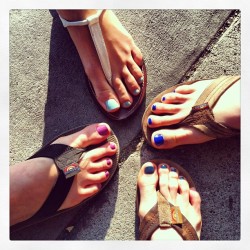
[105,171,109,178]
[97,124,109,136]
[110,142,116,150]
[107,159,112,165]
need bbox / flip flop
[136,159,199,240]
[59,10,147,120]
[10,124,120,233]
[142,75,240,147]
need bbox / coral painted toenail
[152,104,157,111]
[162,96,166,101]
[97,125,109,136]
[170,167,177,172]
[105,99,119,111]
[138,77,144,84]
[179,176,185,180]
[107,159,112,165]
[105,171,109,178]
[148,117,152,125]
[144,166,155,174]
[110,142,116,150]
[160,164,168,169]
[154,134,164,146]
[123,101,131,108]
[133,89,140,95]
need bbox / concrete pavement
[9,9,240,240]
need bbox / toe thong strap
[58,10,112,85]
[27,144,85,219]
[139,191,199,240]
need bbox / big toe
[137,162,158,220]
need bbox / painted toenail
[110,142,116,150]
[162,96,166,101]
[107,159,112,165]
[123,101,132,108]
[144,166,155,174]
[173,90,176,93]
[105,171,109,178]
[96,124,109,136]
[105,99,119,111]
[152,104,157,111]
[148,117,152,125]
[133,89,140,95]
[138,76,144,84]
[170,167,177,172]
[154,134,164,146]
[179,176,185,180]
[160,164,168,169]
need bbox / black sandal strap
[28,143,85,219]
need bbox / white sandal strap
[58,10,112,85]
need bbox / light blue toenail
[123,101,132,108]
[138,77,144,84]
[105,99,119,111]
[133,89,140,95]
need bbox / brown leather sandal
[142,75,240,147]
[137,159,200,240]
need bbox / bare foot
[147,78,240,149]
[57,10,144,112]
[10,123,117,226]
[137,161,202,240]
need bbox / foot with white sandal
[142,75,240,149]
[57,10,147,120]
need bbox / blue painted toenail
[148,117,152,125]
[144,166,155,174]
[170,167,177,172]
[123,101,131,108]
[160,164,168,169]
[173,90,176,93]
[133,89,140,95]
[105,99,119,111]
[179,176,185,180]
[154,134,164,146]
[162,96,166,101]
[152,104,156,111]
[138,77,144,84]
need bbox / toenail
[170,167,177,172]
[133,89,140,95]
[123,101,132,108]
[172,90,176,93]
[148,117,152,125]
[110,142,116,150]
[154,134,164,146]
[138,76,144,84]
[105,171,109,178]
[160,164,168,169]
[96,124,109,136]
[162,96,166,101]
[107,159,112,165]
[152,104,156,111]
[144,166,155,174]
[105,99,119,111]
[179,176,185,180]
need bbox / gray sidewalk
[9,9,240,240]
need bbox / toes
[168,167,179,203]
[86,158,113,173]
[158,163,170,199]
[53,123,111,148]
[161,92,188,104]
[174,84,195,94]
[151,102,182,115]
[127,59,144,84]
[137,162,158,219]
[131,46,143,66]
[178,176,190,205]
[112,76,133,109]
[190,188,202,214]
[82,141,117,162]
[122,67,141,97]
[81,170,110,186]
[147,114,184,128]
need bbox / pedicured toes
[105,99,120,112]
